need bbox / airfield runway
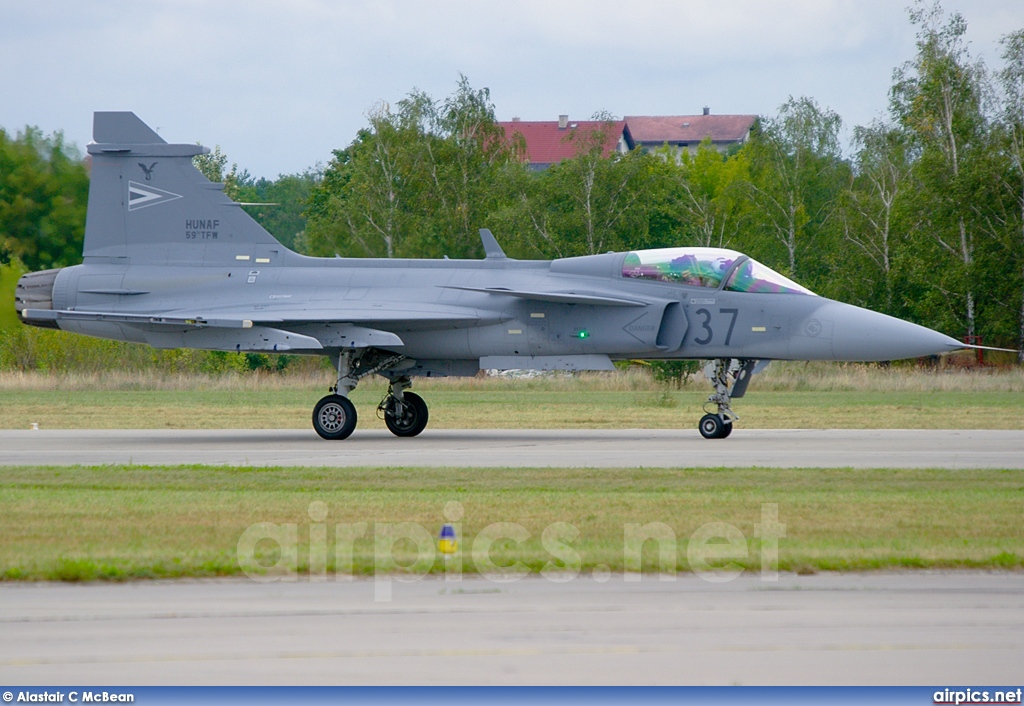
[0,428,1022,468]
[1,573,1021,685]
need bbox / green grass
[2,366,1020,582]
[2,365,1024,430]
[1,465,1021,581]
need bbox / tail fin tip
[93,112,165,145]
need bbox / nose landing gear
[699,412,732,439]
[698,358,757,439]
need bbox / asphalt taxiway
[1,428,1022,467]
[1,573,1021,685]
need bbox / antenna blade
[479,228,507,259]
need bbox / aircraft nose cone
[821,301,962,362]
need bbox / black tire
[312,395,357,440]
[699,413,726,439]
[383,391,429,437]
[719,419,733,438]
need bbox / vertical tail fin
[84,112,283,264]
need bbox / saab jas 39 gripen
[15,113,990,440]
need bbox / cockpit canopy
[622,247,815,295]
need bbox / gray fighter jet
[15,112,988,440]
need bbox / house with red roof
[625,109,757,157]
[497,115,634,171]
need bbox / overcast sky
[2,0,1022,179]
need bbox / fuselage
[31,245,962,369]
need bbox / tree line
[302,5,1024,359]
[2,2,1023,361]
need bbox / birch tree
[840,121,916,312]
[666,139,751,249]
[993,29,1024,361]
[746,96,844,280]
[511,123,652,258]
[890,1,988,337]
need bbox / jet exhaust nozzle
[15,268,63,330]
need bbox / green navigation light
[577,330,590,339]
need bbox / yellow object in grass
[439,523,457,554]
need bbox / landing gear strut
[378,377,429,437]
[312,349,422,440]
[698,358,757,439]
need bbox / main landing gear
[698,358,757,440]
[377,378,429,437]
[312,350,429,440]
[312,394,357,440]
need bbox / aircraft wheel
[313,395,357,440]
[383,391,429,438]
[698,413,728,439]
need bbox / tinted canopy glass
[622,247,814,295]
[622,248,742,289]
[723,259,815,295]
